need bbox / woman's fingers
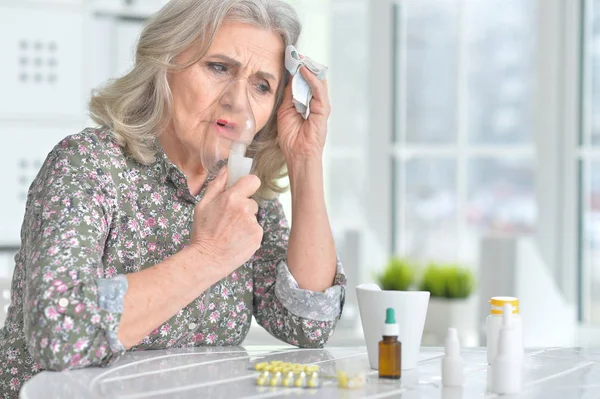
[299,66,329,105]
[228,174,261,199]
[200,167,227,205]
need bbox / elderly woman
[0,0,345,395]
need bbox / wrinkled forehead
[206,21,285,82]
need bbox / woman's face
[167,21,284,168]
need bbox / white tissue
[284,45,328,119]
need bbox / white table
[20,346,600,398]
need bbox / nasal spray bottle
[442,328,464,387]
[491,303,523,395]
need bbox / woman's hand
[189,167,263,278]
[277,67,331,163]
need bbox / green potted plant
[375,256,416,291]
[418,263,477,346]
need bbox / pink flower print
[227,320,235,329]
[128,219,138,231]
[63,316,74,331]
[125,240,133,249]
[10,378,19,391]
[43,227,53,237]
[68,237,79,246]
[105,266,117,278]
[51,341,61,354]
[236,303,245,313]
[172,233,181,245]
[91,314,101,324]
[75,339,88,351]
[160,324,171,337]
[78,144,88,154]
[32,363,41,372]
[221,288,229,299]
[148,242,157,252]
[209,311,219,323]
[10,367,18,375]
[231,311,237,318]
[48,246,59,256]
[143,184,152,191]
[96,346,107,358]
[43,271,53,283]
[173,202,182,212]
[193,333,205,342]
[70,354,81,366]
[145,218,156,228]
[208,302,215,310]
[40,338,48,349]
[46,307,60,321]
[158,217,167,228]
[62,198,71,207]
[246,281,253,291]
[231,272,238,281]
[151,192,162,205]
[206,333,216,344]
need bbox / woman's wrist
[175,245,222,297]
[287,156,324,189]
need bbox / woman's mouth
[214,119,239,139]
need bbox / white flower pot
[356,284,430,370]
[422,296,478,346]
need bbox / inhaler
[198,76,257,188]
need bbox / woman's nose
[218,79,249,112]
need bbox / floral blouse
[0,128,346,397]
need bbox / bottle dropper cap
[442,328,464,387]
[382,308,399,337]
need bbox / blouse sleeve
[21,137,127,371]
[252,198,346,348]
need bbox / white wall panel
[0,5,85,120]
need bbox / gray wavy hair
[89,0,301,200]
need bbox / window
[580,0,600,323]
[391,0,537,265]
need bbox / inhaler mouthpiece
[227,142,253,188]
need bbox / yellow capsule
[305,365,319,373]
[270,360,283,365]
[255,362,268,371]
[307,379,318,388]
[256,377,267,386]
[282,377,294,387]
[337,371,348,388]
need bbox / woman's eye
[208,63,227,74]
[256,82,271,94]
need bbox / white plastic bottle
[442,328,464,387]
[486,296,523,363]
[492,303,523,394]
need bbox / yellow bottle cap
[489,296,519,314]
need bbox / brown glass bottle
[378,336,401,379]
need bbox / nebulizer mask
[198,75,257,188]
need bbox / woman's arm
[252,198,345,348]
[286,158,337,292]
[22,142,219,370]
[24,139,260,370]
